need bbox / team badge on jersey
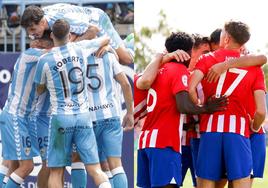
[182,75,188,87]
[24,147,31,156]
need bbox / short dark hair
[21,6,44,28]
[192,33,210,49]
[224,20,250,45]
[165,32,194,53]
[209,28,222,44]
[52,19,70,40]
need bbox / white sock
[10,173,24,185]
[71,162,85,170]
[111,166,125,176]
[99,181,111,188]
[104,171,113,179]
[3,176,9,184]
[0,165,8,175]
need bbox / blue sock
[71,162,87,188]
[104,171,113,188]
[5,173,23,188]
[111,167,128,188]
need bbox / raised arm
[137,50,190,90]
[207,55,267,83]
[73,25,100,42]
[136,53,163,90]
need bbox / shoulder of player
[164,62,188,73]
[38,52,53,64]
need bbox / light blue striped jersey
[3,48,45,117]
[87,52,123,121]
[34,39,103,115]
[34,91,51,116]
[43,3,123,49]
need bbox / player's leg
[146,148,182,187]
[1,113,38,187]
[249,133,266,188]
[47,114,74,188]
[100,158,113,187]
[180,146,190,187]
[71,152,87,188]
[188,148,197,188]
[36,115,50,188]
[97,117,127,188]
[74,113,111,187]
[223,133,252,188]
[190,138,200,188]
[48,167,64,188]
[0,160,9,187]
[215,179,227,188]
[196,133,224,188]
[2,161,18,188]
[37,161,49,188]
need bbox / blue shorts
[197,132,252,181]
[47,112,99,167]
[0,111,39,160]
[36,115,50,161]
[190,138,200,172]
[250,133,266,178]
[137,147,182,187]
[93,117,123,162]
[181,146,197,187]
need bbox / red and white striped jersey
[138,62,189,153]
[134,74,148,127]
[195,49,265,138]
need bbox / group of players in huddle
[135,20,267,188]
[0,3,134,188]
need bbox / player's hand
[122,113,134,131]
[96,45,110,57]
[207,62,229,83]
[70,33,78,42]
[162,49,190,64]
[86,25,100,39]
[204,95,228,113]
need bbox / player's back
[195,49,263,137]
[38,43,90,115]
[3,48,43,117]
[87,52,122,121]
[43,3,91,35]
[139,62,189,152]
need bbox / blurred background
[135,0,268,187]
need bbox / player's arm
[189,70,205,104]
[136,50,190,90]
[207,55,267,83]
[176,91,227,114]
[95,45,119,60]
[251,90,267,132]
[34,57,47,95]
[73,25,100,42]
[115,72,134,131]
[115,45,134,65]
